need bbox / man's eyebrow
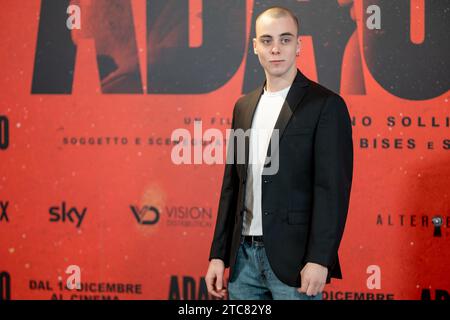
[259,32,295,38]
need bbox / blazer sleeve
[208,102,240,267]
[305,93,354,269]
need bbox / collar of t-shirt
[263,84,291,98]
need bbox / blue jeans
[228,237,322,300]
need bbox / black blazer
[209,69,353,287]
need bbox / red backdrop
[0,0,449,300]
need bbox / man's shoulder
[232,85,262,114]
[236,85,261,104]
[307,78,343,102]
[231,78,346,113]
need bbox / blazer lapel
[265,70,309,162]
[241,69,310,176]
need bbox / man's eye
[281,38,290,44]
[262,39,271,44]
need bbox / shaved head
[256,6,299,36]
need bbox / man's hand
[298,262,328,296]
[205,259,227,299]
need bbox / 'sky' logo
[49,202,87,228]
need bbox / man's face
[253,15,300,78]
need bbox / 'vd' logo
[131,205,160,225]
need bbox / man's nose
[271,45,280,54]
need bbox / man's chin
[265,68,288,78]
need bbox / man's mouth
[270,60,284,63]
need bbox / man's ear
[253,38,257,55]
[296,36,301,55]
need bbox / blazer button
[264,212,269,216]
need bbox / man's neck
[264,67,297,92]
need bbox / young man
[206,6,353,300]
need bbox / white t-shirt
[242,84,291,236]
